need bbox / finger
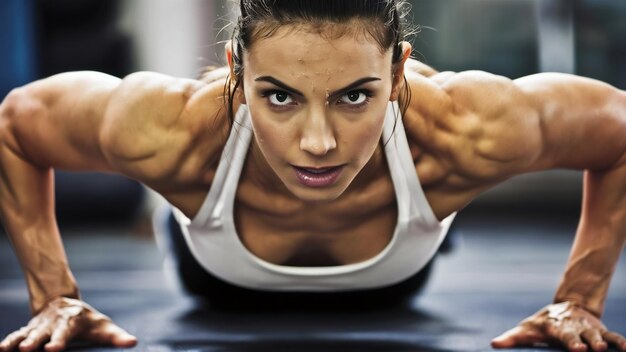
[581,329,607,352]
[83,323,137,348]
[559,331,588,352]
[491,325,545,348]
[19,327,51,352]
[44,323,75,352]
[0,328,31,352]
[602,331,626,352]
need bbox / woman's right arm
[0,71,209,352]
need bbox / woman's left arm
[485,73,626,352]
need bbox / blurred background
[0,0,625,229]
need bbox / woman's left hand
[491,301,626,352]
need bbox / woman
[0,1,625,352]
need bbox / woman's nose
[299,109,337,156]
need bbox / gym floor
[1,208,625,352]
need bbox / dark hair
[226,0,414,125]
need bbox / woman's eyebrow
[327,77,381,100]
[254,76,304,97]
[254,76,381,100]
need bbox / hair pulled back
[226,0,414,124]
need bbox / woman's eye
[268,91,294,106]
[338,91,368,105]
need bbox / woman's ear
[225,40,246,103]
[225,40,236,79]
[390,41,412,102]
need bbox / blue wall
[0,0,36,98]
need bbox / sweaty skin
[1,23,626,352]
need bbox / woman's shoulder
[101,71,233,187]
[403,69,543,183]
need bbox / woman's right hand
[0,297,137,352]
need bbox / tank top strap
[189,105,253,228]
[382,102,439,228]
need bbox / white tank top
[173,102,456,292]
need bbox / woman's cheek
[337,115,382,166]
[251,114,292,160]
[360,110,386,144]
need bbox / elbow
[1,87,38,126]
[1,88,21,123]
[0,87,45,152]
[0,88,22,141]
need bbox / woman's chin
[286,183,347,203]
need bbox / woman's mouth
[292,165,344,187]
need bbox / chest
[233,172,399,266]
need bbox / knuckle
[53,328,71,342]
[561,332,580,344]
[24,330,40,340]
[583,329,602,341]
[24,320,40,331]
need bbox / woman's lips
[292,165,344,187]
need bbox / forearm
[554,161,626,317]
[0,93,79,314]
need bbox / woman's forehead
[247,22,390,55]
[244,25,393,84]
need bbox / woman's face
[237,25,407,203]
